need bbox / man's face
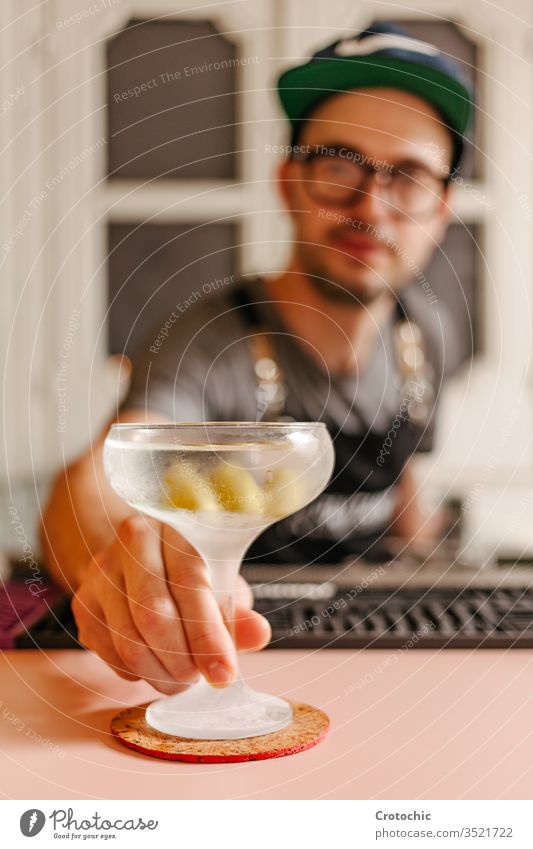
[278,87,453,304]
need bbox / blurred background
[1,0,533,563]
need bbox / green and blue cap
[278,21,475,170]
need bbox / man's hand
[72,515,271,694]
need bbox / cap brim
[278,55,472,137]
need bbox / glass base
[145,677,293,740]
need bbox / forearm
[39,408,167,592]
[39,449,130,592]
[391,463,442,543]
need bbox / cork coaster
[111,700,329,763]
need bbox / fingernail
[205,661,236,687]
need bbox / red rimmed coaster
[110,700,329,763]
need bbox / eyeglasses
[292,145,450,218]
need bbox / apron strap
[229,284,289,420]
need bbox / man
[40,22,474,694]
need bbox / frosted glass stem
[203,553,244,651]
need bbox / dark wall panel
[107,19,237,180]
[107,222,236,356]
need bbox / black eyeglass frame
[290,144,451,218]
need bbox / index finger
[116,517,200,689]
[161,524,238,687]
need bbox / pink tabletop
[1,648,533,799]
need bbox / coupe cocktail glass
[103,422,334,740]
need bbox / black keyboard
[252,585,533,649]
